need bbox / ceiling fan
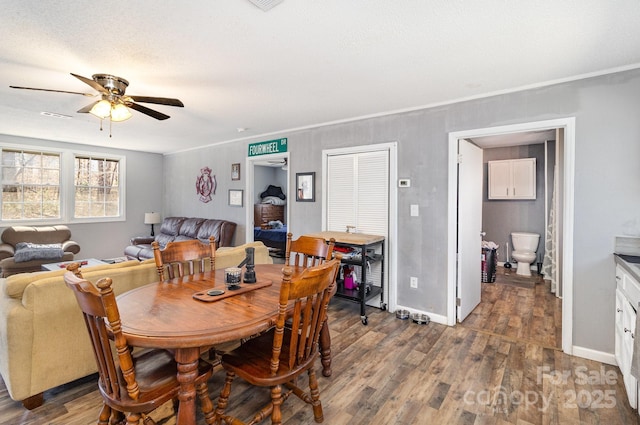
[10,73,184,122]
[267,157,288,170]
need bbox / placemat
[192,279,272,302]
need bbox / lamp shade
[110,103,132,122]
[144,212,162,225]
[89,99,112,119]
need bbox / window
[0,145,124,224]
[1,149,61,220]
[74,156,120,218]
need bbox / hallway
[461,266,562,350]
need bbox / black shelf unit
[333,239,385,325]
[303,231,386,325]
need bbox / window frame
[0,143,126,225]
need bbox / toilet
[511,232,540,276]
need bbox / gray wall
[482,144,546,263]
[0,134,164,260]
[162,68,640,355]
[163,141,249,245]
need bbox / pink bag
[344,275,356,290]
[343,265,356,289]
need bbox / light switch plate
[398,179,411,187]
[411,204,419,216]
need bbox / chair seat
[101,348,213,413]
[221,328,317,387]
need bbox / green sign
[248,138,287,157]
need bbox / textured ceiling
[1,1,640,154]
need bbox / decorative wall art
[229,189,243,207]
[296,172,315,202]
[196,166,216,203]
[231,163,241,180]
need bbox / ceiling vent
[247,0,283,11]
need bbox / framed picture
[231,163,241,180]
[296,172,315,202]
[228,189,243,207]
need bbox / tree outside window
[74,156,120,218]
[1,149,60,220]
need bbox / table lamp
[144,212,162,237]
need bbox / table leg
[175,347,202,425]
[319,319,332,377]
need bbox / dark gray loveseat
[124,216,237,261]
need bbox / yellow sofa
[0,241,273,409]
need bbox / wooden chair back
[272,258,340,374]
[152,236,216,280]
[64,263,216,424]
[285,233,335,268]
[63,269,140,403]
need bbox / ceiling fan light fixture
[89,99,111,119]
[89,100,132,122]
[110,103,132,122]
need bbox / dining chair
[213,258,341,425]
[284,233,337,377]
[63,264,216,425]
[152,236,239,363]
[152,236,216,281]
[284,233,335,267]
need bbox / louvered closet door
[327,150,389,292]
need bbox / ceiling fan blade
[128,102,170,120]
[9,86,95,96]
[77,101,99,113]
[70,73,108,94]
[128,96,184,107]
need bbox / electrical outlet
[410,276,418,289]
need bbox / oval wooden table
[116,263,333,425]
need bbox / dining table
[116,263,334,425]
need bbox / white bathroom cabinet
[615,264,639,409]
[488,158,536,200]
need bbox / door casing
[447,118,575,355]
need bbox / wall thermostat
[398,179,411,187]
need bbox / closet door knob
[617,308,623,313]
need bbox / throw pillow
[14,242,64,263]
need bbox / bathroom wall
[482,144,546,264]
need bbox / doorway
[447,118,575,354]
[245,153,289,252]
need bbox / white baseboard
[572,345,617,366]
[394,305,448,325]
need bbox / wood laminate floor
[461,266,562,350]
[0,296,636,424]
